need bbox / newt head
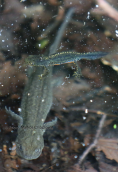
[25,56,36,66]
[16,128,45,160]
[25,55,51,66]
[25,55,49,66]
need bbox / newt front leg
[73,61,82,78]
[38,66,50,79]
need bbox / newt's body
[26,51,108,66]
[25,51,108,77]
[5,66,57,160]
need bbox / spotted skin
[25,51,108,77]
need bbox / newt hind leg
[38,66,50,79]
[73,62,82,79]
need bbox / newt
[25,51,108,77]
[5,66,57,160]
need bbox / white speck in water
[0,149,2,152]
[56,163,59,166]
[73,101,75,104]
[28,93,30,96]
[63,107,66,110]
[83,116,86,120]
[37,25,40,27]
[62,140,65,143]
[62,82,65,85]
[74,155,78,159]
[82,143,85,146]
[24,6,27,9]
[19,65,22,69]
[90,99,93,102]
[43,29,45,31]
[42,99,44,102]
[72,66,75,70]
[105,101,107,103]
[18,108,21,112]
[23,14,26,18]
[41,118,44,122]
[65,75,70,79]
[39,44,41,47]
[37,136,40,140]
[32,130,36,134]
[2,40,5,42]
[96,5,99,7]
[1,85,4,87]
[115,30,118,37]
[87,12,90,19]
[51,148,55,152]
[85,109,88,113]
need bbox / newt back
[25,51,108,67]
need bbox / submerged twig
[79,111,107,165]
[49,7,75,54]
